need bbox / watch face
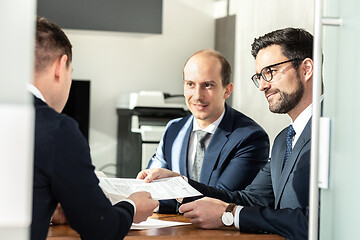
[221,212,234,226]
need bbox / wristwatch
[221,203,236,226]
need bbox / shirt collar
[27,84,46,102]
[291,95,324,136]
[192,108,226,134]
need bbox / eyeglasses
[251,59,300,88]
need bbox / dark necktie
[191,130,210,181]
[282,125,296,171]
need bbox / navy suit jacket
[188,118,311,240]
[31,97,134,240]
[148,104,269,212]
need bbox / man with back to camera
[30,16,158,240]
[138,28,317,240]
[146,49,270,212]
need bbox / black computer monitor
[62,80,90,141]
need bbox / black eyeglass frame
[251,59,301,88]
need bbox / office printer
[116,91,189,178]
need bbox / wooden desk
[47,214,284,240]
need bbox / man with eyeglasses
[138,28,316,240]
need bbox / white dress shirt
[28,84,46,102]
[187,109,225,175]
[291,102,313,148]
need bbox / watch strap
[225,203,236,213]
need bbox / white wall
[64,0,315,172]
[229,0,314,146]
[65,0,215,173]
[0,1,35,239]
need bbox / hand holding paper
[128,191,159,223]
[137,168,182,183]
[98,176,202,204]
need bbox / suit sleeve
[146,121,172,169]
[239,206,308,240]
[187,162,275,207]
[146,136,168,169]
[213,127,270,191]
[146,120,178,213]
[188,167,309,240]
[51,118,134,240]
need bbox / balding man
[144,49,269,213]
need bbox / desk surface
[47,213,284,240]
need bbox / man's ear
[54,54,69,83]
[302,58,313,82]
[224,82,233,99]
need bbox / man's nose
[193,86,204,100]
[258,77,270,91]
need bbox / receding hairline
[183,50,223,79]
[184,49,222,66]
[183,49,232,87]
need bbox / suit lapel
[179,118,193,177]
[274,120,311,208]
[199,105,232,184]
[271,129,287,201]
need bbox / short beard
[269,72,304,114]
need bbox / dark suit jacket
[188,118,312,240]
[148,104,269,212]
[31,97,134,240]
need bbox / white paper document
[98,176,202,202]
[131,218,191,230]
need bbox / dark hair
[35,16,72,73]
[183,49,232,87]
[251,28,313,69]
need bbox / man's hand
[51,203,68,225]
[179,197,229,229]
[136,168,181,183]
[127,191,159,223]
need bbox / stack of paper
[131,218,191,230]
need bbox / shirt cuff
[234,205,243,229]
[121,199,136,216]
